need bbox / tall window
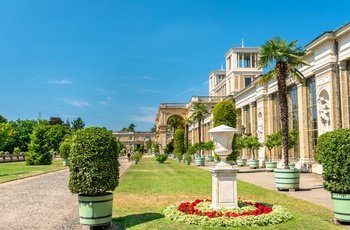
[288,85,299,161]
[272,93,281,132]
[272,93,281,159]
[246,105,251,134]
[306,77,318,160]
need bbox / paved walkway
[189,160,332,210]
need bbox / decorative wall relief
[256,112,264,141]
[317,89,330,131]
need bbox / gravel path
[0,156,131,230]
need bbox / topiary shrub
[316,128,350,194]
[174,128,185,159]
[59,140,71,160]
[156,153,168,163]
[68,127,120,196]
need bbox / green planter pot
[62,159,70,166]
[133,160,139,164]
[331,193,350,223]
[177,158,182,162]
[78,192,113,226]
[185,160,191,165]
[206,156,214,162]
[249,159,259,169]
[237,158,247,166]
[274,168,300,191]
[226,160,235,165]
[195,157,205,166]
[282,163,296,169]
[265,161,277,172]
[214,158,221,163]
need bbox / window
[306,77,318,161]
[288,85,299,161]
[244,77,252,87]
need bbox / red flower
[177,199,273,218]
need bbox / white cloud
[129,106,158,123]
[174,88,194,97]
[138,88,163,94]
[64,99,90,108]
[143,76,155,80]
[47,79,72,84]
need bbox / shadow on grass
[112,212,164,229]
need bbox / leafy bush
[174,128,185,159]
[212,99,237,128]
[316,128,350,194]
[59,140,71,159]
[156,154,168,162]
[68,127,120,196]
[131,153,142,161]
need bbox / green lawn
[113,157,342,230]
[0,158,65,183]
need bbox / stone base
[210,167,239,209]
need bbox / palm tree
[190,103,209,156]
[258,36,309,169]
[182,118,192,151]
[167,116,181,136]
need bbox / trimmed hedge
[316,128,350,194]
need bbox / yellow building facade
[155,22,350,173]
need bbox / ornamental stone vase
[208,125,238,169]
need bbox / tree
[265,131,282,162]
[12,119,38,152]
[242,135,262,160]
[182,118,192,151]
[128,123,136,132]
[71,117,85,131]
[49,117,63,125]
[0,122,16,152]
[26,123,53,165]
[258,37,309,169]
[212,99,237,128]
[167,116,181,135]
[174,128,185,159]
[0,115,7,123]
[190,103,209,156]
[150,124,156,133]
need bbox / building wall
[155,22,350,173]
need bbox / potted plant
[184,153,192,165]
[68,127,120,227]
[274,129,300,191]
[242,135,262,169]
[131,153,141,164]
[59,139,71,166]
[213,152,221,163]
[156,153,168,163]
[264,130,282,171]
[316,128,350,223]
[203,141,215,162]
[236,135,247,166]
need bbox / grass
[0,158,65,183]
[113,157,344,230]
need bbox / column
[339,61,349,128]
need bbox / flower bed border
[163,198,293,227]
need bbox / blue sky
[0,0,349,131]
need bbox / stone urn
[208,125,238,169]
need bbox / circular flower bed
[163,198,293,227]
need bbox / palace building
[155,22,350,173]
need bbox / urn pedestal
[208,125,239,209]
